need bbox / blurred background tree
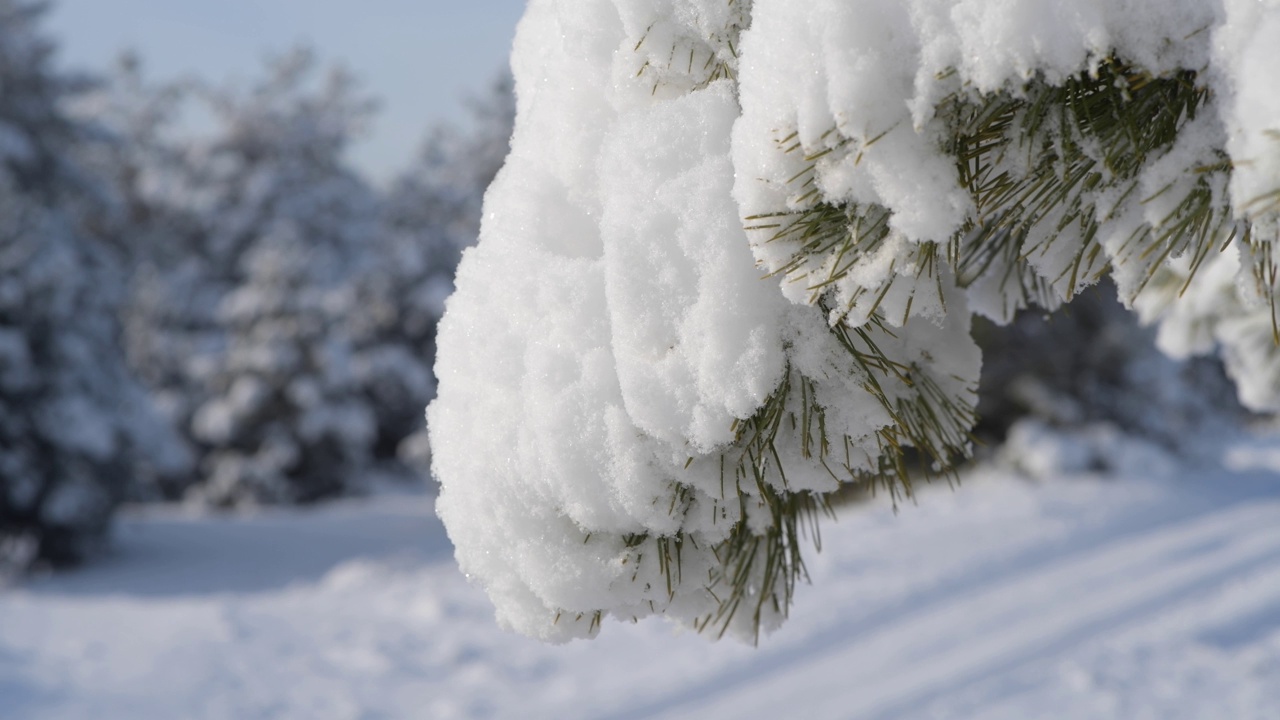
[0,0,514,573]
[0,0,184,571]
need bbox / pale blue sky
[46,1,527,182]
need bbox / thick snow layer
[4,437,1280,718]
[431,0,809,642]
[430,0,1280,641]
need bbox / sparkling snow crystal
[430,0,1280,642]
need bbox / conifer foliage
[430,0,1280,642]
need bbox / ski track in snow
[1,443,1279,719]
[648,496,1280,720]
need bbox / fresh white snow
[3,430,1279,719]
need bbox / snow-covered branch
[431,0,1280,642]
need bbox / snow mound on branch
[431,3,795,641]
[431,0,1280,642]
[601,85,788,452]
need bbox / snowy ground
[3,429,1280,719]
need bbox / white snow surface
[430,0,1280,642]
[4,435,1280,719]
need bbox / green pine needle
[939,58,1226,307]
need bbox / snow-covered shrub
[431,0,1280,643]
[0,0,182,569]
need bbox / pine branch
[692,55,1249,642]
[939,58,1225,307]
[560,52,1267,644]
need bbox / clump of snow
[600,83,788,451]
[431,0,1280,642]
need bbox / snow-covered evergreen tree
[86,46,493,503]
[351,73,514,466]
[193,230,375,505]
[0,0,179,569]
[84,48,385,507]
[179,50,381,506]
[72,55,204,499]
[430,0,1280,642]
